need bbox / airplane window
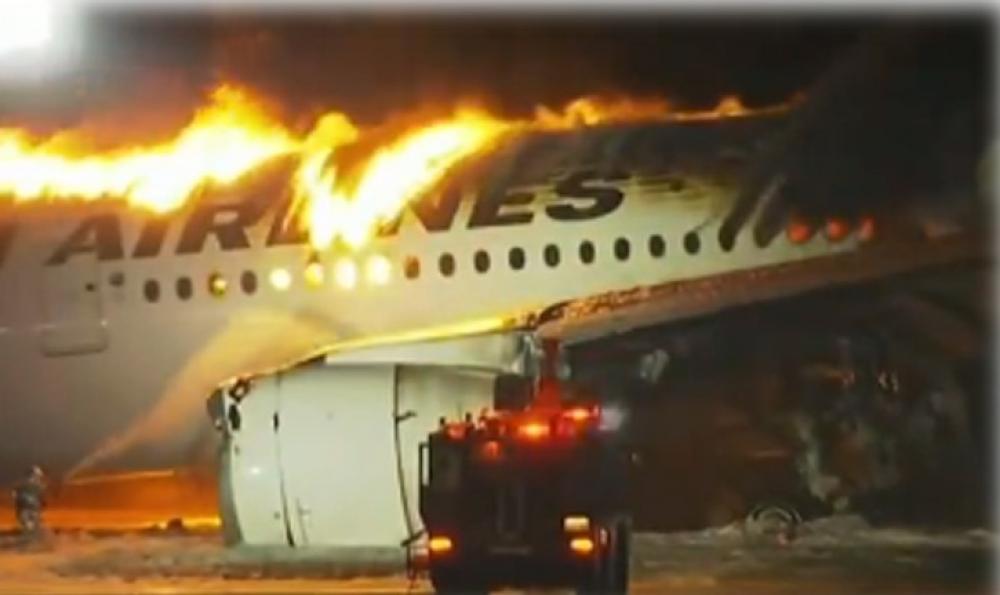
[304,261,325,288]
[474,250,490,274]
[720,231,737,252]
[439,253,456,277]
[176,277,193,300]
[579,241,595,265]
[143,280,160,303]
[544,244,560,267]
[269,268,293,291]
[684,231,701,255]
[240,271,258,295]
[366,255,391,286]
[404,256,420,280]
[509,247,526,271]
[208,272,228,298]
[334,259,358,289]
[649,234,666,258]
[614,238,631,261]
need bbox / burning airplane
[0,18,990,549]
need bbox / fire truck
[412,352,632,594]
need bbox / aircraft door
[37,224,107,356]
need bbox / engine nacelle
[215,331,530,549]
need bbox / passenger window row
[406,233,690,280]
[137,232,701,302]
[141,269,276,303]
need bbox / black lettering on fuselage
[47,214,124,265]
[379,186,464,236]
[39,169,630,266]
[467,190,535,228]
[133,216,171,259]
[0,221,15,268]
[547,170,628,221]
[176,202,265,255]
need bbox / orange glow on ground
[0,469,218,531]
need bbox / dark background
[0,8,991,129]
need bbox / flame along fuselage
[0,114,866,482]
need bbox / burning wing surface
[536,26,991,345]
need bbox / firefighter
[12,465,47,538]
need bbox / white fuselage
[0,118,863,482]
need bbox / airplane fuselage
[0,117,873,482]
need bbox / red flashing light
[517,420,551,440]
[825,218,850,242]
[563,406,597,423]
[786,218,813,244]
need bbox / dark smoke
[0,9,989,169]
[0,9,906,129]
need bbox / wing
[537,23,991,346]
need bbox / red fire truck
[412,370,632,594]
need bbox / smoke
[9,8,898,132]
[2,9,989,146]
[65,306,346,480]
[205,15,844,122]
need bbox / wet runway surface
[0,516,993,594]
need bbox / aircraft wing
[537,230,985,345]
[541,23,991,345]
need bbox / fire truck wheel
[429,568,487,595]
[579,517,631,595]
[607,517,632,594]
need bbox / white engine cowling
[217,332,528,548]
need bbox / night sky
[0,8,989,127]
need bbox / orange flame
[0,85,784,249]
[294,108,509,249]
[534,96,673,128]
[0,86,298,212]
